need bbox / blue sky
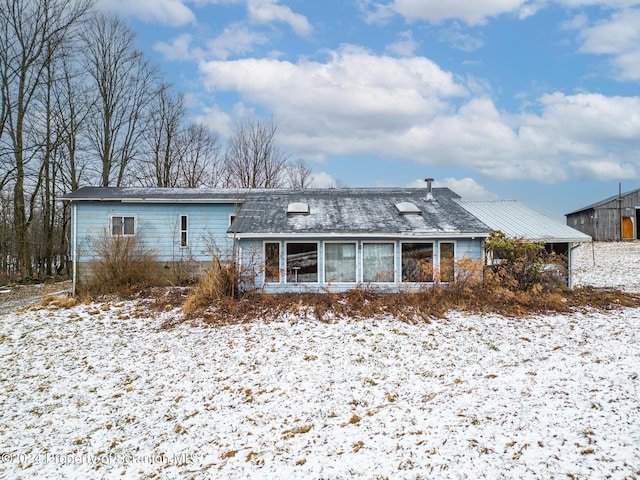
[95,0,640,221]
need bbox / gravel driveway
[0,281,72,316]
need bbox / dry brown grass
[39,295,77,309]
[178,282,640,325]
[183,259,238,315]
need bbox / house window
[229,214,236,228]
[286,242,318,283]
[402,242,434,282]
[110,215,135,236]
[265,242,280,283]
[439,242,455,282]
[362,242,394,283]
[180,215,188,248]
[325,242,356,283]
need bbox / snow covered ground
[0,242,639,479]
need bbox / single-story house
[63,184,490,293]
[566,187,640,241]
[62,183,590,293]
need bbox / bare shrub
[82,231,159,296]
[453,258,484,287]
[183,257,239,315]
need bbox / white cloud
[569,158,638,180]
[309,172,342,188]
[200,45,467,131]
[96,0,195,26]
[534,92,640,142]
[206,23,269,59]
[440,178,501,200]
[366,0,529,25]
[155,34,199,61]
[247,0,313,36]
[199,47,640,184]
[560,12,589,31]
[192,105,235,138]
[576,8,640,80]
[386,31,419,57]
[406,177,499,200]
[437,26,484,52]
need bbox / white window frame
[285,241,319,284]
[264,241,281,284]
[361,241,396,283]
[180,214,189,248]
[324,241,357,284]
[229,214,236,228]
[401,241,435,283]
[110,214,136,237]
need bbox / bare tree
[137,83,184,187]
[0,0,92,278]
[81,12,158,187]
[53,53,92,192]
[223,117,290,188]
[287,159,312,189]
[179,122,223,188]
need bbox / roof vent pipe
[425,177,434,201]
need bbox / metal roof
[565,187,640,216]
[458,200,591,243]
[62,186,248,203]
[232,188,491,238]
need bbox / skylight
[287,202,310,215]
[395,202,422,215]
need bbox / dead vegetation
[23,237,640,323]
[178,283,640,325]
[79,232,159,297]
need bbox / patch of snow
[572,241,640,291]
[0,243,638,479]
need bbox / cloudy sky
[96,0,640,220]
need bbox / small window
[180,215,188,248]
[402,242,434,282]
[439,242,455,282]
[111,215,135,236]
[265,242,280,283]
[229,214,236,228]
[286,242,318,283]
[325,242,356,283]
[395,202,421,215]
[287,202,310,215]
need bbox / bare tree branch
[224,117,290,188]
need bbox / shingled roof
[231,188,491,238]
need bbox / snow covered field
[0,242,639,479]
